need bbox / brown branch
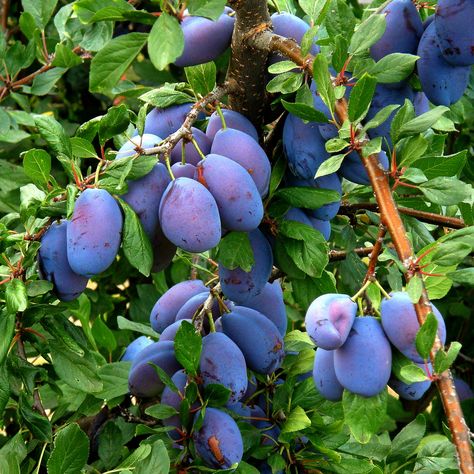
[1,0,9,32]
[251,29,474,474]
[328,246,373,261]
[340,202,466,229]
[362,224,386,284]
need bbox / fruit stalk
[249,28,474,474]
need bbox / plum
[161,369,188,439]
[414,91,430,115]
[116,133,161,159]
[211,128,271,197]
[334,316,392,397]
[454,378,474,401]
[195,154,263,231]
[284,207,312,227]
[380,291,446,363]
[305,293,357,350]
[67,188,123,277]
[435,0,474,66]
[244,281,287,336]
[206,109,259,141]
[175,8,235,67]
[219,229,273,304]
[170,127,211,166]
[417,22,471,106]
[193,407,243,469]
[122,336,153,362]
[159,177,222,252]
[389,363,432,401]
[370,0,423,62]
[200,332,248,404]
[143,103,193,139]
[307,216,331,241]
[160,319,192,341]
[38,220,88,301]
[150,279,207,333]
[170,162,196,179]
[339,150,389,185]
[271,12,319,55]
[312,348,344,401]
[221,307,285,374]
[128,341,181,398]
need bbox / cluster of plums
[124,278,287,469]
[307,291,446,400]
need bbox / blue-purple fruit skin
[67,188,123,277]
[160,319,192,341]
[128,341,181,398]
[174,291,220,322]
[313,348,344,401]
[39,220,89,301]
[122,336,153,362]
[196,154,263,231]
[308,216,331,241]
[151,225,177,273]
[271,12,319,55]
[284,207,312,227]
[200,332,248,404]
[423,15,435,30]
[219,229,273,304]
[244,281,287,336]
[380,291,446,363]
[283,113,330,180]
[193,407,243,469]
[116,134,161,159]
[435,0,474,66]
[414,91,430,115]
[170,127,212,166]
[417,23,471,106]
[206,110,259,142]
[171,162,196,179]
[159,177,222,252]
[221,307,285,374]
[305,294,357,350]
[150,279,207,333]
[175,8,235,67]
[389,363,432,401]
[334,316,392,397]
[339,150,389,185]
[143,103,193,138]
[370,0,423,62]
[211,128,271,197]
[161,369,188,439]
[454,378,474,401]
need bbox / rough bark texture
[226,0,271,128]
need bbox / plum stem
[191,137,206,160]
[164,154,175,180]
[351,280,372,302]
[374,279,391,300]
[181,140,186,165]
[215,105,227,130]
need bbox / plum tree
[381,292,446,363]
[150,280,207,333]
[38,220,88,301]
[121,336,153,362]
[195,154,263,231]
[159,177,222,252]
[312,348,344,401]
[170,127,211,165]
[67,188,123,277]
[334,317,392,397]
[193,407,244,469]
[200,332,248,404]
[205,110,259,141]
[221,306,285,374]
[174,8,235,67]
[305,294,357,350]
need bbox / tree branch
[362,224,386,284]
[250,29,474,474]
[1,0,9,32]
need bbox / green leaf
[268,60,299,74]
[89,32,148,93]
[19,393,52,442]
[312,54,335,116]
[52,43,82,68]
[397,135,428,166]
[134,439,170,474]
[415,312,438,360]
[361,104,400,133]
[0,313,15,365]
[281,406,311,433]
[281,100,328,123]
[369,53,418,84]
[5,279,28,313]
[47,423,89,474]
[301,25,319,55]
[447,268,474,286]
[387,414,425,463]
[398,106,450,137]
[21,0,58,29]
[274,186,340,209]
[34,114,72,158]
[31,68,67,96]
[406,275,423,303]
[92,317,117,352]
[430,242,471,266]
[348,73,377,122]
[300,0,330,23]
[22,149,51,188]
[185,62,216,97]
[267,71,304,94]
[434,341,462,374]
[348,14,386,55]
[119,199,153,277]
[74,0,134,23]
[217,231,254,272]
[203,383,231,406]
[187,0,227,21]
[315,154,345,178]
[71,137,98,159]
[412,151,467,180]
[148,13,184,70]
[145,404,178,420]
[174,321,202,376]
[139,85,194,108]
[342,389,387,444]
[99,104,130,145]
[419,177,471,205]
[284,330,315,352]
[96,362,131,400]
[325,138,348,153]
[117,316,158,338]
[362,137,382,157]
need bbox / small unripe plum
[193,407,243,469]
[305,294,357,350]
[206,110,259,142]
[312,348,344,401]
[122,336,153,362]
[175,8,235,67]
[380,291,446,363]
[334,316,392,397]
[38,220,88,301]
[170,127,211,166]
[159,177,222,252]
[67,188,123,277]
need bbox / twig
[328,246,373,261]
[1,0,9,32]
[363,224,386,284]
[193,283,221,333]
